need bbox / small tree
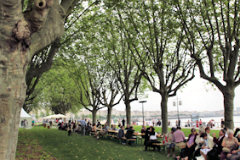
[97,72,122,126]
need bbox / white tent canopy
[19,108,33,129]
[43,114,67,119]
[20,108,32,118]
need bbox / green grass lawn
[17,126,220,160]
[17,127,171,160]
[133,125,220,137]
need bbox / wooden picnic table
[108,130,118,134]
[133,132,144,136]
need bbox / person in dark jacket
[122,119,125,127]
[125,126,134,138]
[125,126,135,145]
[144,126,160,151]
[213,129,225,154]
[141,126,146,138]
[118,126,125,143]
[207,129,225,160]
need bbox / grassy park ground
[16,126,219,160]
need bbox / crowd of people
[52,117,240,160]
[159,125,240,160]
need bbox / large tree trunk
[0,28,27,160]
[125,101,131,125]
[223,87,235,129]
[107,107,112,126]
[0,1,27,159]
[161,94,168,134]
[0,0,73,159]
[92,110,97,124]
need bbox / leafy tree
[69,61,105,124]
[62,10,142,125]
[97,71,122,126]
[175,0,240,129]
[0,0,91,158]
[23,1,98,113]
[31,57,81,115]
[105,0,195,133]
[98,16,143,125]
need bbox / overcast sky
[113,74,240,112]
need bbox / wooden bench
[126,138,136,145]
[151,143,165,151]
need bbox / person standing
[80,119,86,135]
[199,119,203,126]
[221,119,225,128]
[196,120,199,128]
[67,123,72,136]
[122,119,125,127]
[178,120,181,127]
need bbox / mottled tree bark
[125,101,131,125]
[0,1,28,159]
[107,107,112,126]
[0,38,27,160]
[161,94,168,134]
[223,87,235,129]
[92,109,97,124]
[0,0,77,159]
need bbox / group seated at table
[161,125,240,160]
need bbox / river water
[138,116,240,129]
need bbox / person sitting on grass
[221,130,239,160]
[125,126,135,145]
[166,127,176,158]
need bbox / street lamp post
[173,96,182,127]
[139,100,147,126]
